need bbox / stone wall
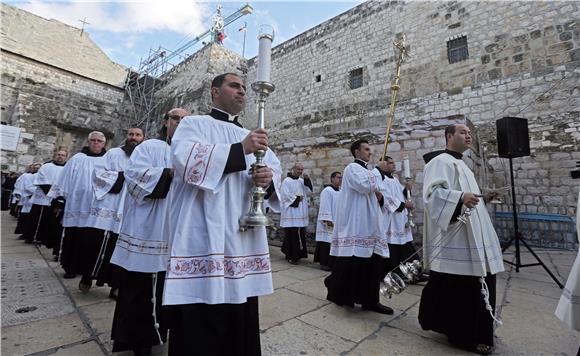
[237,0,579,244]
[0,51,132,172]
[154,44,247,124]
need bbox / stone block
[1,313,90,355]
[261,319,355,355]
[404,140,421,150]
[410,129,430,138]
[259,288,328,330]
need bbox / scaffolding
[124,3,253,132]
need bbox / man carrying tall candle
[163,72,282,355]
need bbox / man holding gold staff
[163,72,283,355]
[419,123,504,355]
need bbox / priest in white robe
[314,171,342,271]
[48,132,107,281]
[163,73,282,355]
[280,162,313,264]
[378,156,421,279]
[555,191,580,340]
[90,127,144,293]
[325,139,393,315]
[418,124,504,355]
[14,163,40,237]
[28,150,67,250]
[110,111,183,355]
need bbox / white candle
[403,159,411,178]
[256,34,272,82]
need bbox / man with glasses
[49,131,108,281]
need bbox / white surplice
[422,152,504,277]
[111,139,172,273]
[92,147,130,233]
[315,186,339,243]
[280,177,312,227]
[31,162,64,206]
[330,162,389,258]
[382,174,413,245]
[163,115,282,305]
[555,191,580,331]
[16,173,37,213]
[48,152,105,228]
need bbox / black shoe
[320,265,331,271]
[63,273,77,279]
[53,256,59,262]
[362,303,394,315]
[79,279,92,293]
[108,288,118,300]
[17,235,26,240]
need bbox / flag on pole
[239,24,247,32]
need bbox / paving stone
[276,265,328,281]
[70,287,113,307]
[2,294,75,327]
[272,271,302,290]
[80,301,116,335]
[496,303,580,355]
[270,260,293,272]
[297,303,391,343]
[262,318,356,355]
[1,313,90,355]
[381,305,446,343]
[286,275,329,301]
[349,324,471,356]
[260,288,328,330]
[51,340,105,355]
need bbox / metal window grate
[447,36,469,64]
[349,68,364,89]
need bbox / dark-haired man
[89,127,144,294]
[110,109,186,355]
[314,171,342,271]
[280,162,313,264]
[324,139,393,315]
[419,123,504,355]
[164,73,282,355]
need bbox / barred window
[349,68,364,89]
[447,36,469,64]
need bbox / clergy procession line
[3,73,579,356]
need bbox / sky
[6,0,365,70]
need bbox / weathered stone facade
[1,1,578,248]
[0,3,132,172]
[242,0,579,246]
[154,44,247,123]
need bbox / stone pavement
[1,210,579,355]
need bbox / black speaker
[496,117,530,158]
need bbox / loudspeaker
[496,117,530,158]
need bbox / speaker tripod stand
[501,156,564,289]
